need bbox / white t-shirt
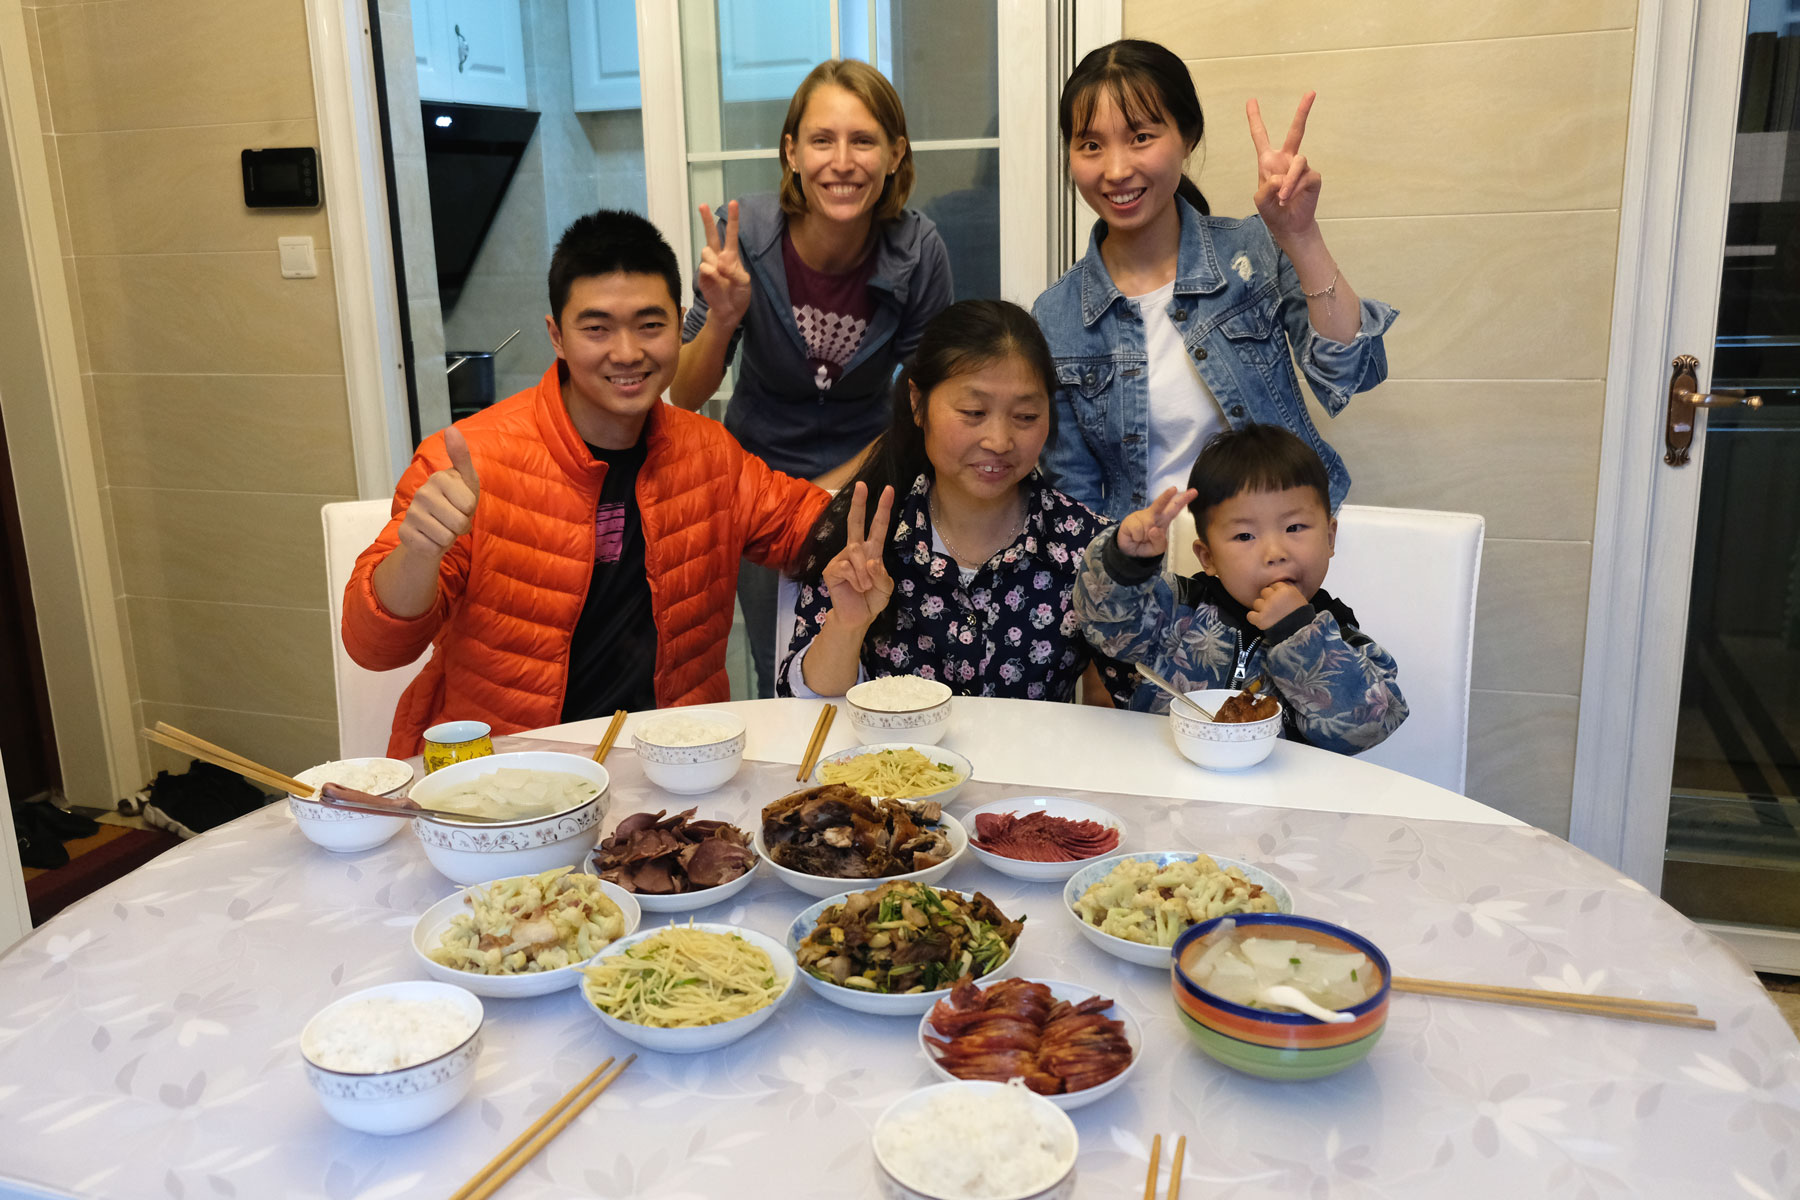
[1133,280,1225,499]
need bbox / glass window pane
[882,1,997,143]
[909,147,998,302]
[681,0,831,154]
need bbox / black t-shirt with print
[561,439,657,721]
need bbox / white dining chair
[1167,503,1484,794]
[321,500,431,759]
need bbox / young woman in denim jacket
[1032,39,1396,521]
[777,300,1131,706]
[670,60,954,696]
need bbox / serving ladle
[1134,663,1216,721]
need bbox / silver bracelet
[1303,266,1340,301]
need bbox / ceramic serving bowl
[409,875,641,998]
[872,1081,1078,1200]
[408,752,610,885]
[581,835,760,913]
[1171,913,1392,1081]
[786,888,1023,1017]
[753,812,968,900]
[631,709,748,794]
[288,757,415,852]
[810,742,972,806]
[1063,850,1294,968]
[579,922,795,1054]
[962,795,1127,883]
[1170,689,1282,771]
[845,678,953,746]
[916,978,1142,1112]
[299,980,483,1135]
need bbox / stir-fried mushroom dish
[762,785,954,878]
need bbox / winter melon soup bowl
[1171,913,1391,1082]
[409,751,610,885]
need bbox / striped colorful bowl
[1170,913,1391,1081]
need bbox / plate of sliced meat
[583,808,759,913]
[963,796,1126,882]
[917,977,1140,1111]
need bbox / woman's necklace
[929,489,1027,569]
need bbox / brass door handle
[1664,354,1763,466]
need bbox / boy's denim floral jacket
[1073,530,1408,754]
[1031,199,1397,520]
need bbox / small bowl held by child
[1170,688,1282,771]
[288,757,415,852]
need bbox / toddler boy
[1074,426,1406,754]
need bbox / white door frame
[306,0,415,497]
[1568,0,1799,964]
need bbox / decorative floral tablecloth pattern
[1,749,1795,1200]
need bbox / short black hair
[547,209,683,322]
[1186,425,1331,533]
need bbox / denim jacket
[1074,530,1407,755]
[682,192,954,478]
[1031,200,1397,520]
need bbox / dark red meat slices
[971,811,1119,863]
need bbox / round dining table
[0,697,1794,1200]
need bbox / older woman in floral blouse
[778,300,1130,704]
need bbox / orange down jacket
[342,366,830,755]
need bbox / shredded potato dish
[429,868,626,974]
[819,748,962,800]
[1071,856,1278,947]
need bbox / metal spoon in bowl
[1135,663,1216,721]
[1258,984,1356,1024]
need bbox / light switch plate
[278,236,317,279]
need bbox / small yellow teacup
[422,720,494,774]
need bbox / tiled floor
[1764,975,1800,1039]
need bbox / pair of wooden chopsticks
[796,702,837,781]
[592,709,628,763]
[1144,1133,1186,1200]
[142,722,313,796]
[1392,976,1714,1030]
[449,1054,636,1200]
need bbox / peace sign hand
[697,200,752,327]
[1116,486,1198,559]
[821,482,896,631]
[398,425,481,560]
[1247,92,1323,244]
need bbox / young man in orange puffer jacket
[342,210,831,756]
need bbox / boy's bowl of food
[299,980,483,1135]
[1170,688,1282,771]
[288,757,415,852]
[1171,912,1391,1081]
[872,1080,1078,1200]
[410,869,640,998]
[1064,850,1292,968]
[631,709,747,794]
[810,742,971,806]
[787,881,1026,1017]
[579,922,796,1054]
[846,676,953,745]
[408,752,610,884]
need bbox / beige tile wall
[25,0,354,780]
[1127,2,1635,832]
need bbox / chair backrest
[321,500,430,759]
[1167,503,1484,793]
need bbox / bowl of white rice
[847,677,953,746]
[288,757,415,852]
[872,1080,1077,1200]
[299,980,483,1135]
[632,708,746,795]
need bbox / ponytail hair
[794,300,1059,642]
[1060,39,1209,217]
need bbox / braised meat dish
[925,977,1133,1094]
[589,808,755,894]
[761,784,953,878]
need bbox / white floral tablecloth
[0,749,1796,1200]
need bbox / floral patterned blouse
[778,472,1134,704]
